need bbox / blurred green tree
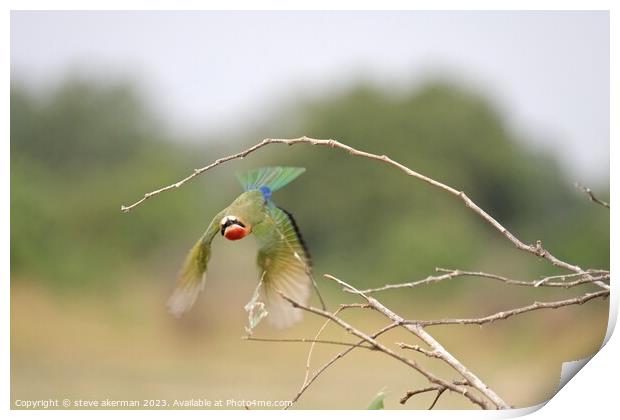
[10,80,223,291]
[10,78,609,295]
[249,83,609,289]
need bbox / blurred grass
[10,77,609,409]
[11,272,608,409]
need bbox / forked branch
[400,380,469,408]
[277,290,494,409]
[323,274,511,409]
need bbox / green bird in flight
[168,167,313,328]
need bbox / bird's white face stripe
[220,215,238,225]
[220,215,249,239]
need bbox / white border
[4,2,616,419]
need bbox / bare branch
[357,270,461,293]
[530,270,609,287]
[242,336,376,349]
[285,322,399,409]
[406,290,609,327]
[428,388,447,410]
[575,182,610,209]
[357,268,610,294]
[339,303,372,309]
[397,342,441,358]
[299,307,345,403]
[399,386,438,405]
[277,290,493,409]
[121,136,591,276]
[400,380,469,408]
[323,274,511,409]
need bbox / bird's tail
[236,167,305,195]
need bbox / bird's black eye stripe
[220,218,246,236]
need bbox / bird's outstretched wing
[167,210,225,318]
[257,205,312,328]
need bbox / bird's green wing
[237,167,305,193]
[256,205,312,328]
[167,210,225,318]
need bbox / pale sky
[10,11,609,183]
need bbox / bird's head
[220,215,250,241]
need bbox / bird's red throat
[224,225,248,241]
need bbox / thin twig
[428,388,447,410]
[406,290,610,327]
[121,136,590,276]
[357,268,609,294]
[438,269,609,288]
[397,343,441,358]
[357,270,460,293]
[300,307,345,401]
[575,182,610,209]
[285,322,399,409]
[339,303,372,309]
[399,386,438,404]
[400,380,469,408]
[310,272,327,311]
[242,336,376,349]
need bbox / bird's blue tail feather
[237,167,305,199]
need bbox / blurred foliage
[10,78,609,294]
[10,80,228,291]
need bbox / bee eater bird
[167,166,314,328]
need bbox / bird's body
[167,167,312,328]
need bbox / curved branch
[120,136,596,278]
